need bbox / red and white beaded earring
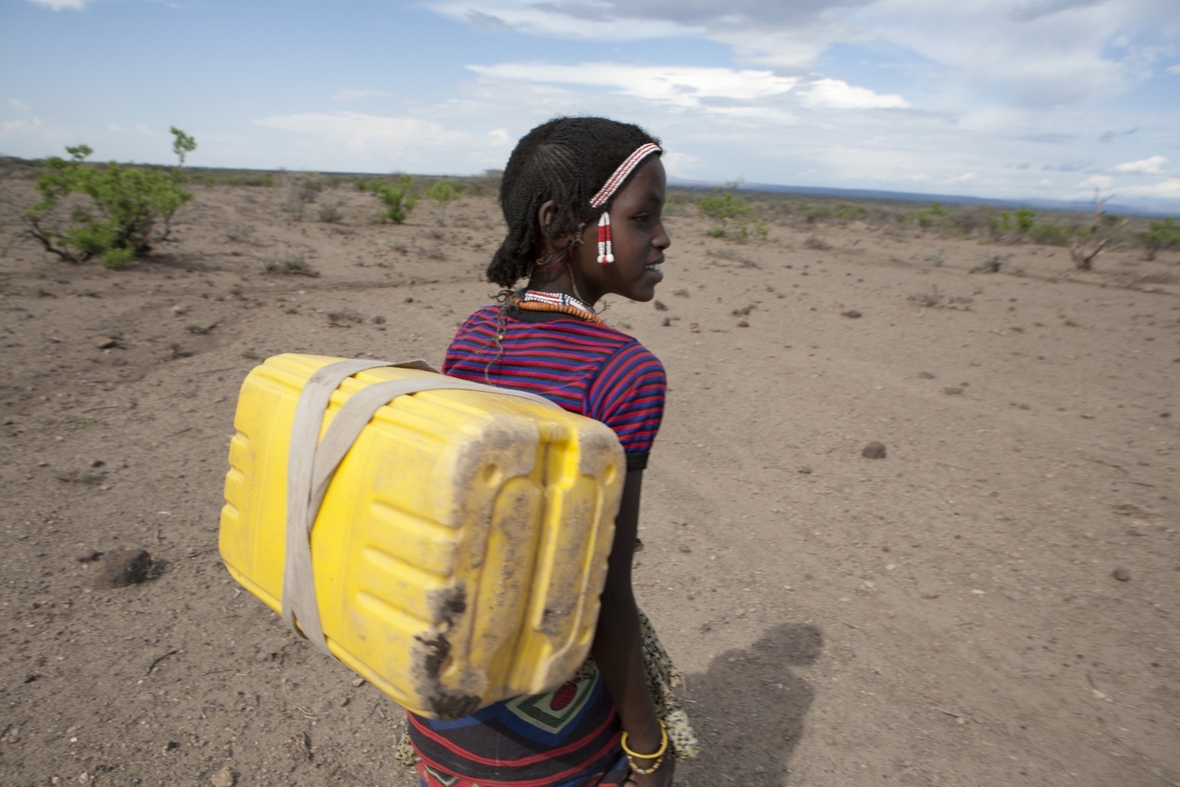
[588,142,662,265]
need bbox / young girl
[400,118,697,786]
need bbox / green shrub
[1140,217,1180,260]
[911,203,949,229]
[800,203,832,222]
[697,190,750,222]
[426,181,458,204]
[833,204,867,222]
[1014,207,1035,233]
[376,175,419,224]
[26,129,196,267]
[1029,222,1070,246]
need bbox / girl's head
[487,117,665,293]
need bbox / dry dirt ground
[1,179,1178,787]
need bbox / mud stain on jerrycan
[219,354,625,719]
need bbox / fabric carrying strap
[282,358,558,655]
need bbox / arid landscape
[1,170,1178,787]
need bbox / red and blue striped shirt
[443,305,666,470]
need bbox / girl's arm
[590,468,675,787]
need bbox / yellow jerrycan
[219,354,626,719]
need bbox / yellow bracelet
[620,720,668,760]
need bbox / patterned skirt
[398,610,699,787]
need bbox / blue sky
[2,0,1179,208]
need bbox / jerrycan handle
[282,358,558,656]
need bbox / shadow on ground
[675,623,822,787]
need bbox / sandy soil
[1,178,1178,787]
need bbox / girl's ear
[537,199,557,231]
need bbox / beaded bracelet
[621,719,668,771]
[628,755,664,775]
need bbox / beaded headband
[588,142,662,264]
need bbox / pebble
[1112,567,1131,582]
[654,300,668,311]
[211,765,236,787]
[371,315,386,324]
[93,336,119,349]
[736,319,749,328]
[841,310,862,318]
[75,549,102,563]
[862,441,887,459]
[679,545,692,553]
[96,549,154,588]
[351,677,366,687]
[918,371,935,379]
[661,317,672,327]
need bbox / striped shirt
[443,305,666,470]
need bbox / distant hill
[670,178,1179,217]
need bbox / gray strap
[282,359,558,655]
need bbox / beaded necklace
[517,290,605,325]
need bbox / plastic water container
[219,354,625,718]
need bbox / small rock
[171,304,190,316]
[918,371,935,379]
[371,315,386,324]
[211,765,236,787]
[679,545,692,553]
[404,297,414,303]
[351,677,365,687]
[841,310,862,318]
[661,317,672,327]
[96,549,153,588]
[94,337,118,349]
[689,323,699,333]
[164,741,180,752]
[654,300,668,311]
[700,623,712,633]
[943,386,964,395]
[1112,567,1131,582]
[75,549,102,563]
[862,441,887,459]
[737,318,749,328]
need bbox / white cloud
[429,0,1178,110]
[468,62,798,107]
[252,112,462,153]
[948,172,978,183]
[660,150,699,179]
[801,78,908,109]
[1117,178,1180,197]
[108,123,125,132]
[1111,155,1167,174]
[1169,64,1180,74]
[26,0,90,9]
[1080,175,1112,188]
[135,123,153,135]
[10,99,31,113]
[331,89,392,102]
[488,127,510,146]
[2,116,44,134]
[426,0,698,41]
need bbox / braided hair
[487,117,662,288]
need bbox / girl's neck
[527,263,597,308]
